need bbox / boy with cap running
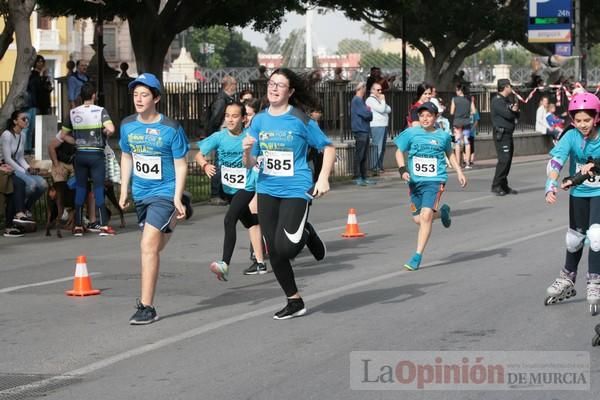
[119,73,191,325]
[395,101,467,271]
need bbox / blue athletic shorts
[408,181,445,215]
[135,196,176,233]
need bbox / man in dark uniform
[491,78,520,196]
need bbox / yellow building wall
[0,16,72,82]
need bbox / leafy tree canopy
[188,26,258,68]
[37,0,304,76]
[313,0,546,88]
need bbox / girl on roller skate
[544,92,600,315]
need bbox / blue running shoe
[363,178,377,185]
[210,261,229,281]
[404,253,422,271]
[354,178,367,186]
[440,204,451,228]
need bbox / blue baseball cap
[128,73,162,93]
[417,101,439,114]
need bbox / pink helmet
[568,92,600,116]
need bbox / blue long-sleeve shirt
[351,95,372,133]
[67,72,89,102]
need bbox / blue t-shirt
[249,107,332,199]
[550,128,600,197]
[394,127,452,183]
[197,128,257,195]
[119,114,189,201]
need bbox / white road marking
[318,220,378,233]
[0,273,102,294]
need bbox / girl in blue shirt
[195,101,266,280]
[544,92,600,316]
[242,68,336,320]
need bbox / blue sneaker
[363,178,377,185]
[404,253,422,271]
[210,261,229,281]
[440,204,451,228]
[354,178,367,186]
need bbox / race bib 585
[263,150,294,177]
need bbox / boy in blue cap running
[395,101,467,271]
[119,73,191,325]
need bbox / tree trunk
[0,0,36,123]
[0,17,14,59]
[128,8,176,80]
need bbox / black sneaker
[305,222,326,261]
[13,214,35,225]
[3,226,24,237]
[129,300,159,325]
[182,191,194,220]
[87,222,102,233]
[243,261,268,275]
[273,298,306,320]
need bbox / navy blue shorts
[408,181,445,215]
[135,196,176,233]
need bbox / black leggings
[258,194,310,297]
[565,195,600,275]
[222,190,258,264]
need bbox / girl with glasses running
[242,68,336,320]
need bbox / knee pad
[588,224,600,252]
[566,228,586,253]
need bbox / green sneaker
[210,261,229,281]
[404,253,422,271]
[440,204,451,228]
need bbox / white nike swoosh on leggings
[284,203,309,244]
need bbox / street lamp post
[85,0,106,106]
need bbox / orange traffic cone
[341,208,366,238]
[65,255,101,296]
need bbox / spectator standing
[239,89,254,102]
[307,105,326,183]
[0,110,47,222]
[243,98,261,128]
[450,84,476,168]
[535,96,552,135]
[491,79,520,196]
[407,83,434,127]
[469,97,480,165]
[365,82,391,175]
[350,82,374,185]
[23,55,53,153]
[59,82,116,236]
[366,66,395,93]
[206,75,236,205]
[67,60,89,109]
[545,103,565,135]
[66,60,75,76]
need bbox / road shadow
[450,206,490,218]
[426,248,511,269]
[310,282,445,314]
[321,233,392,253]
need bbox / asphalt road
[1,156,599,400]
